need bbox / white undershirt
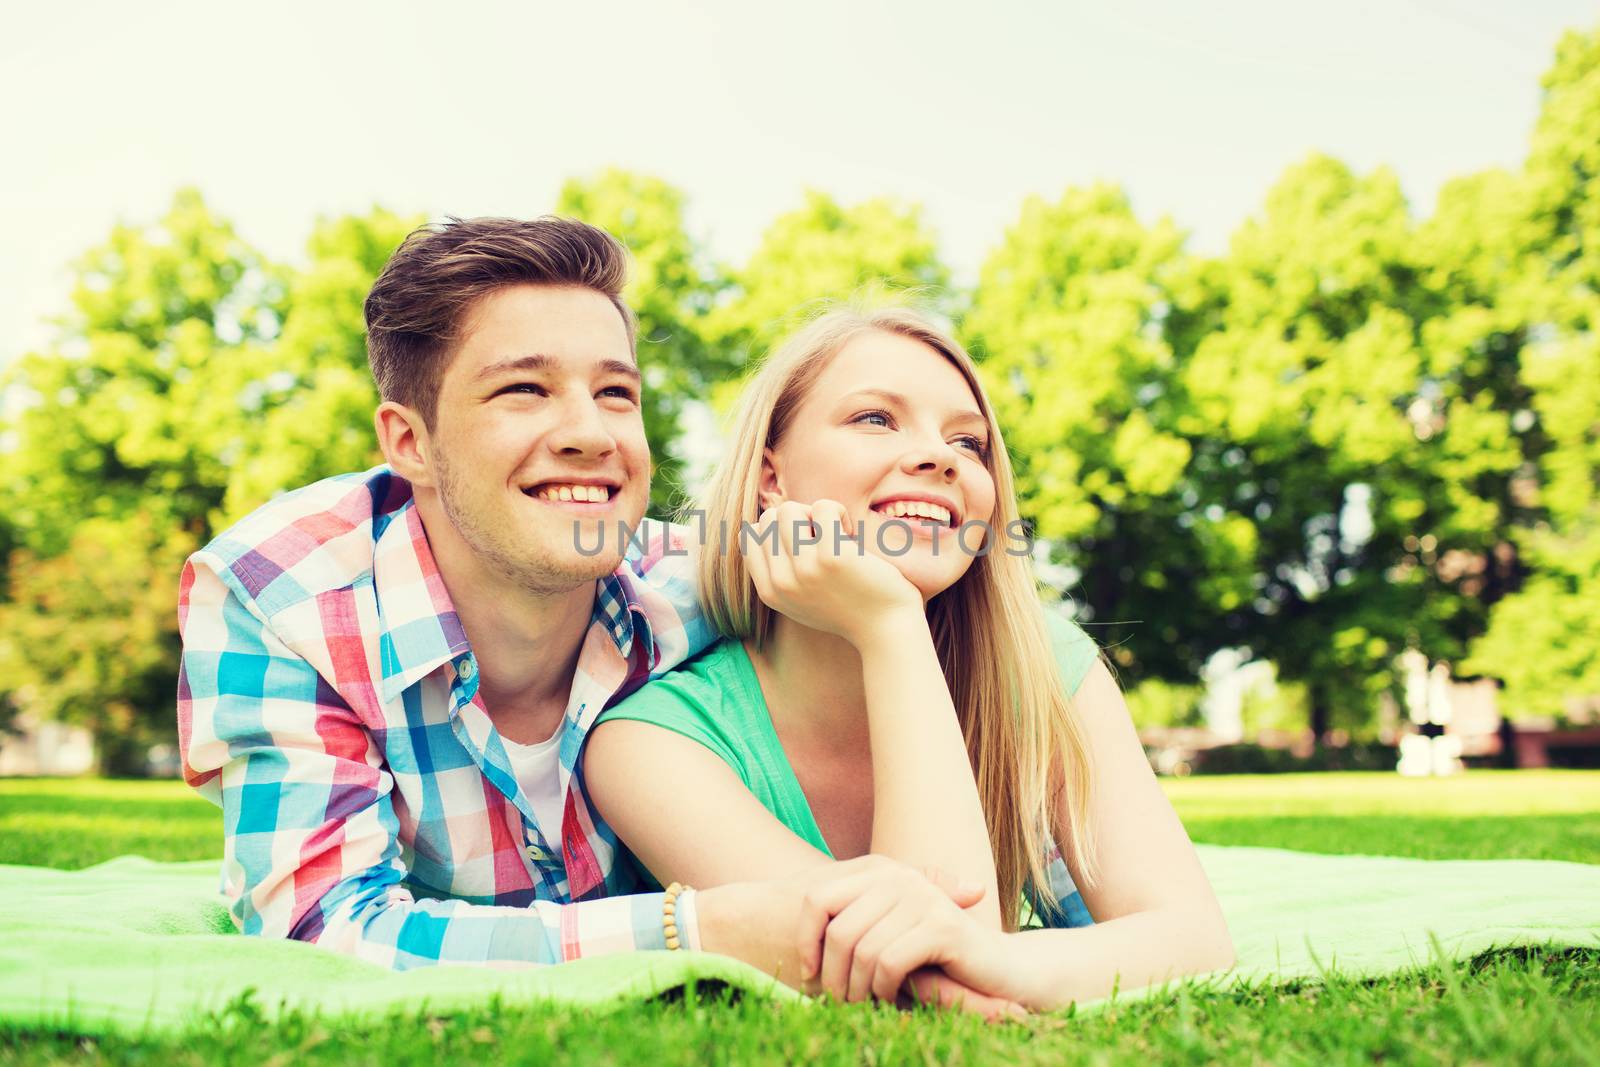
[501,726,567,846]
[501,722,703,952]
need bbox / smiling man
[173,217,1004,999]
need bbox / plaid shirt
[177,466,714,970]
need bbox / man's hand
[696,855,1025,1021]
[792,856,1021,1013]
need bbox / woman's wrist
[847,605,933,657]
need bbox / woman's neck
[743,614,873,753]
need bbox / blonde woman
[583,308,1233,1012]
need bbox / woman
[584,307,1234,1011]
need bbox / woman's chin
[886,556,972,604]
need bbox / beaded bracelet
[663,881,691,950]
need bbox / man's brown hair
[364,215,636,427]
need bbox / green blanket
[3,845,1596,1035]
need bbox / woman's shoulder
[1042,607,1100,698]
[600,636,758,729]
[594,636,765,780]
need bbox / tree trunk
[95,732,151,778]
[1309,684,1331,744]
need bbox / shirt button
[458,658,475,681]
[525,844,544,861]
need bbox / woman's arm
[825,658,1236,1010]
[749,500,1002,926]
[1004,657,1236,1006]
[584,718,1023,1016]
[585,719,832,887]
[853,615,1002,929]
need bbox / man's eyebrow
[474,354,641,383]
[840,388,986,428]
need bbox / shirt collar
[374,497,472,705]
[373,492,660,706]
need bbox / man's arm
[178,554,675,968]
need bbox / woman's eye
[854,410,893,428]
[955,435,988,455]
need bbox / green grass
[2,772,1598,1065]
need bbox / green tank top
[592,610,1100,867]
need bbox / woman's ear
[757,449,784,511]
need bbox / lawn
[2,771,1596,1065]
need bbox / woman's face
[761,329,999,601]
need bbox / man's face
[424,284,650,595]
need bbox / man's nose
[549,394,617,457]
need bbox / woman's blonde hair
[692,305,1101,929]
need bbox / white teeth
[536,483,610,503]
[877,500,953,525]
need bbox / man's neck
[418,498,597,745]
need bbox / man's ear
[757,448,785,511]
[374,400,438,489]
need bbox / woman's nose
[902,437,960,480]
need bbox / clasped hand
[790,855,1023,1019]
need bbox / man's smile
[522,478,623,512]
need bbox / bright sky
[4,0,1596,365]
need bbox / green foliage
[1174,154,1532,733]
[0,514,196,775]
[1238,675,1312,738]
[1465,25,1600,718]
[710,190,950,367]
[1,189,284,558]
[1466,523,1600,720]
[215,207,419,526]
[963,185,1226,679]
[0,192,417,769]
[1121,677,1205,730]
[3,25,1600,757]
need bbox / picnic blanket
[3,844,1597,1035]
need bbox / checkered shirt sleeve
[177,554,674,969]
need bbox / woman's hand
[742,499,924,648]
[794,856,1024,1012]
[698,854,1024,1021]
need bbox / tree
[215,207,420,525]
[0,188,285,558]
[962,184,1236,683]
[0,515,197,775]
[1466,25,1600,719]
[1178,155,1522,738]
[558,170,730,513]
[0,192,416,769]
[710,190,950,367]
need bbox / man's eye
[599,386,638,402]
[853,410,893,428]
[498,383,546,397]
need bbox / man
[177,217,1001,1007]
